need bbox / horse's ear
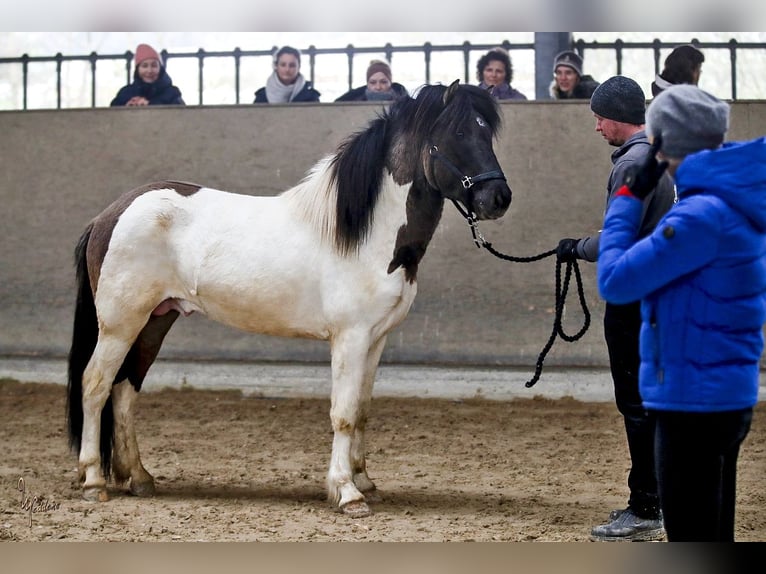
[443,79,460,105]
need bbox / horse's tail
[67,223,114,478]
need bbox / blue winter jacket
[598,137,766,412]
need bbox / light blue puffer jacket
[598,137,766,412]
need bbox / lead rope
[452,199,591,388]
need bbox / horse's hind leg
[111,381,155,496]
[111,312,179,497]
[350,334,387,500]
[79,335,135,501]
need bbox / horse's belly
[197,289,332,340]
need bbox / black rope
[469,229,592,388]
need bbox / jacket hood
[675,137,766,232]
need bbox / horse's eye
[476,116,487,127]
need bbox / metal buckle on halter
[461,175,474,189]
[467,215,486,248]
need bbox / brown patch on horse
[115,311,180,390]
[387,183,444,283]
[86,181,202,290]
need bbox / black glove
[622,135,669,200]
[556,238,580,262]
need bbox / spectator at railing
[110,44,185,107]
[253,46,321,104]
[651,44,705,97]
[475,47,527,100]
[334,59,409,102]
[549,50,600,100]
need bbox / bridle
[428,144,506,233]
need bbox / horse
[66,80,512,517]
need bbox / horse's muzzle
[473,181,512,220]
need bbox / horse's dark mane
[330,83,501,255]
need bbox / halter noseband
[428,145,506,194]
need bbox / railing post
[652,38,662,75]
[345,44,354,91]
[615,39,624,76]
[424,42,432,85]
[89,51,97,108]
[195,49,205,106]
[124,51,133,85]
[384,43,393,66]
[462,41,471,85]
[729,39,738,101]
[21,54,29,110]
[233,47,241,104]
[55,52,63,109]
[306,45,317,88]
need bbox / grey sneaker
[590,507,665,542]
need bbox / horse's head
[420,80,512,220]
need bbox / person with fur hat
[557,75,676,541]
[475,47,527,101]
[110,43,185,107]
[334,59,409,102]
[550,49,600,100]
[254,46,320,104]
[598,84,766,541]
[651,44,704,97]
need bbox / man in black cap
[550,50,600,99]
[556,75,676,541]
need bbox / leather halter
[428,144,507,242]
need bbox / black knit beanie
[589,75,646,125]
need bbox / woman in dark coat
[253,46,321,103]
[475,47,527,100]
[110,43,185,107]
[651,44,705,96]
[335,59,408,102]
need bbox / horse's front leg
[111,380,155,497]
[328,330,374,517]
[349,334,388,501]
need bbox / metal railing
[573,37,766,101]
[2,37,765,110]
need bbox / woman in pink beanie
[110,43,185,107]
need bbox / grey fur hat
[646,84,729,158]
[589,75,646,125]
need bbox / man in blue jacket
[598,84,766,541]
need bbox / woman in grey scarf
[254,46,321,103]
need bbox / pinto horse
[67,80,512,517]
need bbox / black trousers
[653,408,753,542]
[603,301,660,518]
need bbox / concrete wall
[2,100,765,368]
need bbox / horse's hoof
[130,480,156,497]
[82,487,109,502]
[341,500,371,518]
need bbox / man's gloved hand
[556,238,580,262]
[622,135,669,200]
